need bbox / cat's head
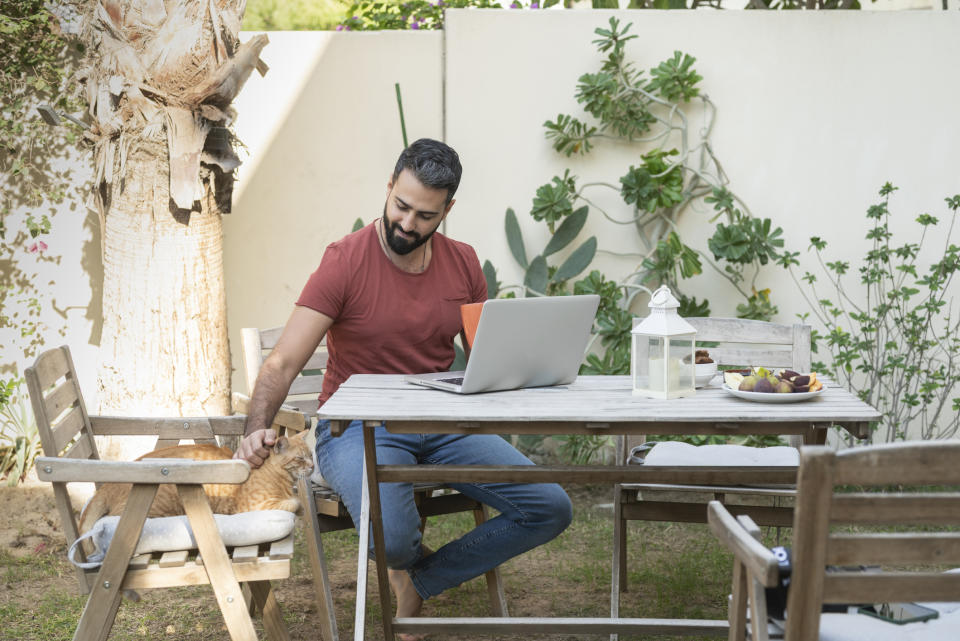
[271,430,314,478]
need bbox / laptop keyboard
[438,377,464,385]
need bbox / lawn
[0,482,789,640]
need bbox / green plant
[791,184,960,443]
[492,18,793,377]
[0,379,42,486]
[243,0,349,30]
[555,434,613,465]
[338,0,556,32]
[1,2,81,365]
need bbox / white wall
[225,31,443,394]
[444,10,960,328]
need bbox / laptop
[404,294,600,394]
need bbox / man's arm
[236,305,334,466]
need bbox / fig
[753,377,775,394]
[780,369,800,380]
[793,375,810,387]
[739,375,759,392]
[776,379,794,394]
[793,384,810,393]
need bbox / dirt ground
[0,477,726,641]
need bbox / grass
[0,485,796,641]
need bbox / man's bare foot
[388,568,424,641]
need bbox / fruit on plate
[723,371,744,388]
[727,368,823,393]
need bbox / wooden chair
[612,318,811,620]
[26,345,294,641]
[708,440,960,641]
[238,326,509,641]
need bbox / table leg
[363,421,395,640]
[804,423,829,446]
[354,458,370,641]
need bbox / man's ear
[441,197,456,222]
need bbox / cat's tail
[78,493,110,536]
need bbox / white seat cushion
[639,441,799,467]
[817,605,960,641]
[70,510,296,569]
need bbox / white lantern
[631,285,697,399]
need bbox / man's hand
[235,428,277,468]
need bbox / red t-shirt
[296,222,487,407]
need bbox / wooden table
[318,374,881,640]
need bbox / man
[236,139,572,626]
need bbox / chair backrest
[785,441,960,641]
[680,317,810,372]
[241,326,328,415]
[25,345,99,579]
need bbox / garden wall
[6,10,959,417]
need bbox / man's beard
[381,208,436,256]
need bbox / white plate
[722,383,825,403]
[695,373,717,388]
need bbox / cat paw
[276,498,301,513]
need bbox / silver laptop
[405,295,600,394]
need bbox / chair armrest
[35,456,250,485]
[231,392,309,434]
[707,500,780,588]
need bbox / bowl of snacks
[693,350,717,388]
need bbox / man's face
[381,169,455,256]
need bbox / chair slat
[826,533,960,566]
[64,432,96,460]
[269,535,294,560]
[158,550,189,568]
[122,558,290,590]
[822,571,960,604]
[258,326,284,348]
[129,554,152,570]
[701,348,796,369]
[303,351,328,371]
[44,378,80,421]
[685,317,797,344]
[834,441,960,485]
[830,494,960,525]
[288,376,323,396]
[90,416,245,438]
[29,347,71,389]
[232,545,259,563]
[51,406,85,454]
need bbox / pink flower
[29,240,48,253]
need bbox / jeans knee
[378,531,422,569]
[527,485,573,538]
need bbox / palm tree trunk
[97,138,229,419]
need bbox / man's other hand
[235,428,277,468]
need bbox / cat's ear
[273,436,290,454]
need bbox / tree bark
[97,139,230,413]
[79,2,265,458]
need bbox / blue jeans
[315,419,572,600]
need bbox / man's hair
[392,138,462,204]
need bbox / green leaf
[524,255,549,295]
[543,206,588,257]
[482,260,500,299]
[352,217,364,232]
[553,237,597,283]
[505,208,528,269]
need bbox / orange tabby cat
[79,430,313,535]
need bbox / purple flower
[510,0,520,6]
[531,0,539,6]
[411,20,420,29]
[336,24,345,31]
